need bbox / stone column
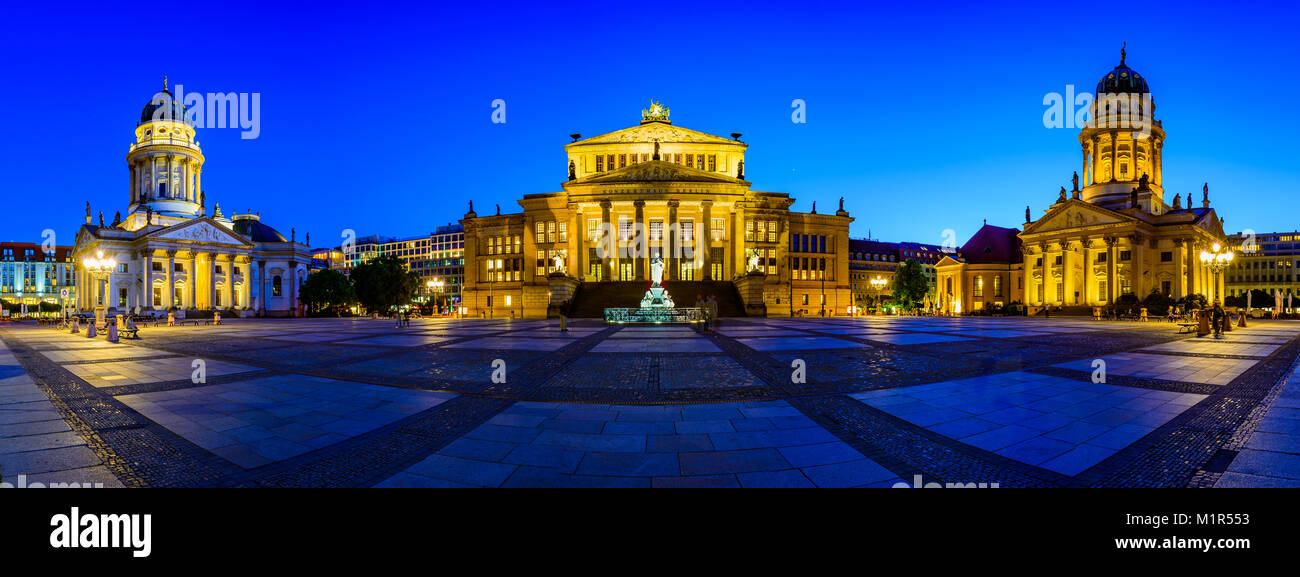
[1131,234,1145,298]
[143,250,154,310]
[1061,241,1075,305]
[568,208,580,279]
[166,250,176,308]
[223,256,234,309]
[1110,133,1118,181]
[188,252,197,308]
[1174,238,1186,298]
[207,253,217,310]
[633,200,646,281]
[600,200,612,281]
[1041,243,1053,305]
[1105,237,1118,303]
[701,200,714,280]
[667,200,679,281]
[731,204,744,279]
[195,167,202,205]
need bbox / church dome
[1095,45,1150,95]
[232,215,288,242]
[139,87,188,125]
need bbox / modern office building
[1224,231,1299,301]
[0,243,77,312]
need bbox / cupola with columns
[125,76,206,229]
[1078,44,1167,213]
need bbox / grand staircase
[566,281,747,318]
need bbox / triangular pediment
[571,160,745,185]
[147,218,253,246]
[1022,200,1135,236]
[574,122,740,146]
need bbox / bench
[1178,323,1197,334]
[120,326,140,339]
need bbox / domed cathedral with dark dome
[71,78,313,318]
[937,46,1232,315]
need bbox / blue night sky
[2,1,1296,249]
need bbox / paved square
[2,316,1296,487]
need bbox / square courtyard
[2,315,1298,488]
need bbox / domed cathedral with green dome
[1013,46,1228,314]
[72,78,313,318]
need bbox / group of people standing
[694,294,719,331]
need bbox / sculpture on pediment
[839,197,845,212]
[305,232,310,246]
[652,140,661,161]
[811,201,817,214]
[1172,193,1181,209]
[737,160,744,180]
[568,160,576,181]
[291,228,295,243]
[1138,172,1149,190]
[1072,171,1079,192]
[1025,205,1031,224]
[85,201,91,219]
[468,200,473,213]
[98,211,104,227]
[111,211,121,227]
[495,204,500,216]
[1130,186,1139,209]
[1203,183,1210,205]
[1058,186,1067,203]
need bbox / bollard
[1139,307,1148,322]
[86,321,97,338]
[214,311,221,326]
[167,312,175,327]
[71,317,80,334]
[107,319,119,343]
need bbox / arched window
[272,275,282,296]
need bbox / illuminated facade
[935,224,1026,313]
[1224,231,1299,300]
[460,103,853,318]
[72,80,312,317]
[848,240,944,310]
[940,49,1228,314]
[0,243,76,310]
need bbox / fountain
[604,257,702,324]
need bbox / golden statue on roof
[641,100,670,122]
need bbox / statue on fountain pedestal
[640,257,675,309]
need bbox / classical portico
[72,80,313,317]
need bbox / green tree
[298,269,356,315]
[350,255,420,314]
[890,259,931,311]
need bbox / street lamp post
[869,275,888,316]
[427,277,444,315]
[82,250,117,327]
[1199,242,1235,306]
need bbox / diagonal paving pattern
[0,315,1297,487]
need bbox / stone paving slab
[1055,352,1256,386]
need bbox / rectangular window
[993,275,1002,297]
[537,250,546,277]
[745,220,755,242]
[547,221,557,243]
[588,219,600,242]
[686,154,694,168]
[619,218,634,242]
[649,220,663,242]
[679,219,695,243]
[1160,251,1173,262]
[768,221,779,243]
[535,222,546,244]
[974,276,984,298]
[697,154,705,169]
[607,155,615,171]
[153,287,162,307]
[618,154,626,169]
[596,156,604,172]
[1120,250,1131,261]
[557,221,567,243]
[708,155,717,171]
[711,218,724,241]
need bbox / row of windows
[790,234,827,254]
[487,235,522,255]
[485,258,522,282]
[593,153,719,173]
[534,221,568,244]
[745,220,780,243]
